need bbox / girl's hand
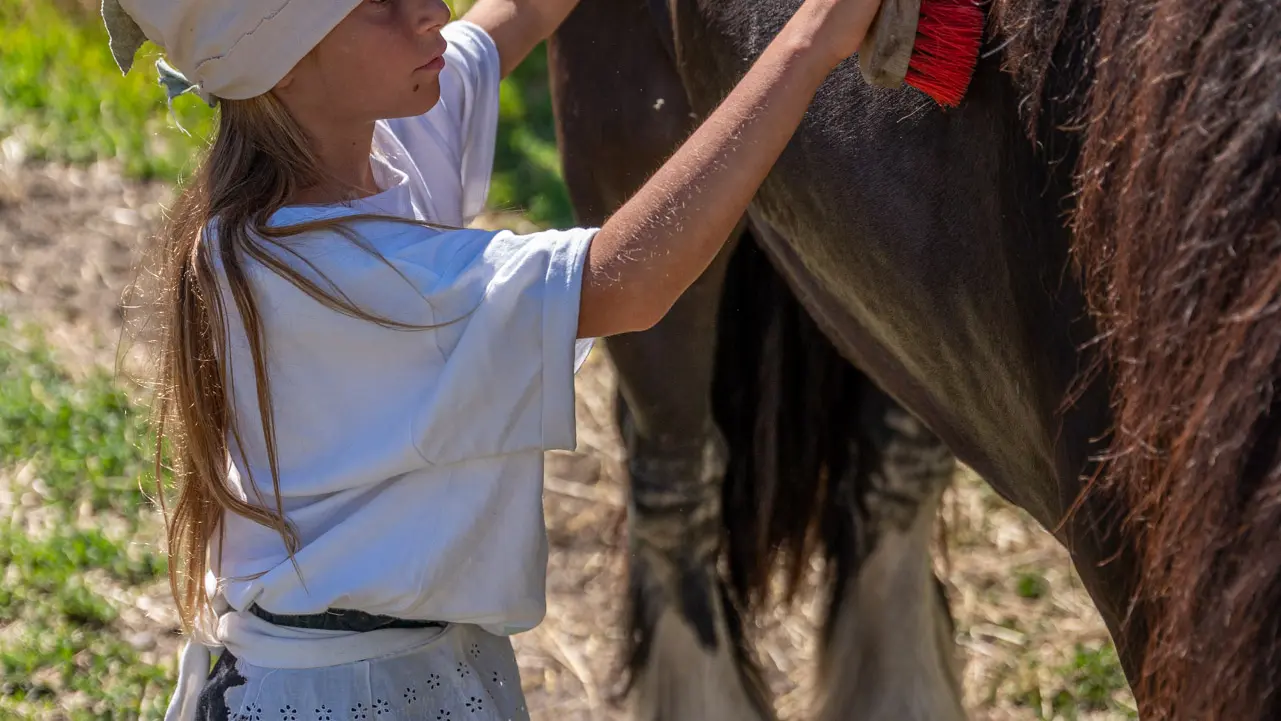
[792,0,889,66]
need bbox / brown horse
[547,0,1281,718]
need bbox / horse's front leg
[607,239,775,721]
[549,4,772,717]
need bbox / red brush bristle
[905,0,984,107]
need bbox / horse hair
[1069,0,1281,716]
[711,232,872,634]
[992,0,1281,714]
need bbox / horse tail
[711,233,867,631]
[1073,0,1281,716]
[712,234,858,616]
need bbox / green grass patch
[1015,570,1050,600]
[1055,643,1133,716]
[0,0,572,227]
[0,317,173,719]
[1011,642,1136,720]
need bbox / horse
[545,0,1281,718]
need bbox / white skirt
[205,624,529,721]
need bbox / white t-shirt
[212,20,595,637]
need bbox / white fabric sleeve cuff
[541,227,597,452]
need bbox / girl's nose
[408,0,451,34]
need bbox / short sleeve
[409,226,598,466]
[437,20,502,220]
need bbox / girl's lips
[416,38,449,73]
[416,56,446,72]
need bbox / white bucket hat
[101,0,362,104]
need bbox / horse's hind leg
[549,3,772,718]
[817,383,966,721]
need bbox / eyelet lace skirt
[197,624,529,721]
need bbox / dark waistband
[247,604,446,633]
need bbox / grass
[0,0,573,227]
[1010,644,1133,720]
[490,50,574,227]
[0,317,173,719]
[943,471,1137,720]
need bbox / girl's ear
[274,71,296,93]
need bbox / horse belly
[739,60,1086,529]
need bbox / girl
[102,0,881,718]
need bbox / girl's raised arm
[463,0,584,78]
[574,0,880,339]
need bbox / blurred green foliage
[0,0,572,226]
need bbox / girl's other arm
[462,0,582,78]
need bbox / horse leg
[611,246,777,721]
[817,382,965,721]
[549,5,772,718]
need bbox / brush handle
[857,0,921,88]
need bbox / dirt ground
[0,153,1133,720]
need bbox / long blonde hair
[136,92,446,630]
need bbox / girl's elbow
[578,296,668,338]
[621,293,675,335]
[628,305,666,335]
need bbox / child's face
[276,0,453,126]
